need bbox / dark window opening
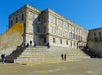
[99,32,101,36]
[10,20,13,26]
[22,14,24,21]
[38,17,41,21]
[70,41,72,47]
[44,37,46,43]
[94,33,96,36]
[53,38,56,43]
[16,17,18,23]
[60,39,62,44]
[66,40,68,45]
[37,26,40,33]
[43,26,46,33]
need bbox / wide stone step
[14,55,90,63]
[6,46,90,63]
[23,49,85,53]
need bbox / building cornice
[9,4,41,18]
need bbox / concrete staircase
[10,46,90,63]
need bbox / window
[38,16,41,22]
[43,26,46,33]
[74,42,75,46]
[73,33,75,39]
[70,41,72,47]
[66,40,68,45]
[75,34,77,40]
[72,26,74,32]
[53,38,56,43]
[94,32,96,36]
[58,29,62,35]
[99,32,101,36]
[41,26,46,33]
[49,15,55,23]
[57,19,62,26]
[43,16,46,23]
[72,33,74,39]
[51,26,56,33]
[21,14,24,21]
[76,35,80,41]
[80,36,82,41]
[69,32,72,39]
[60,39,62,44]
[79,30,81,34]
[37,26,40,33]
[16,17,18,23]
[77,29,79,34]
[44,37,46,43]
[64,32,68,37]
[10,20,13,26]
[75,28,77,32]
[69,25,72,31]
[63,22,68,30]
[29,13,33,21]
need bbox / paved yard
[0,59,102,75]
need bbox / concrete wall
[88,40,102,53]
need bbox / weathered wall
[88,40,102,53]
[0,22,24,55]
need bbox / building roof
[9,4,88,32]
[9,4,41,18]
[44,8,88,32]
[89,27,102,31]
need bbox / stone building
[88,28,102,42]
[87,28,102,55]
[8,4,88,48]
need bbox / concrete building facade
[8,4,88,48]
[87,28,102,55]
[88,28,102,42]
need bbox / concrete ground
[0,59,102,75]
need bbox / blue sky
[0,0,102,34]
